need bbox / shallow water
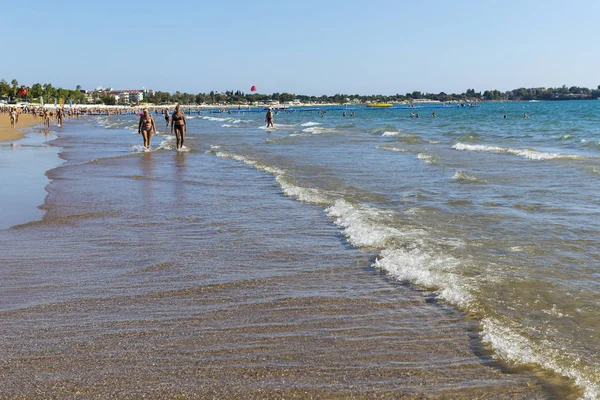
[2,102,599,398]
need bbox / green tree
[10,79,18,97]
[99,95,116,105]
[0,80,10,97]
[30,83,43,99]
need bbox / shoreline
[0,127,61,229]
[0,114,40,143]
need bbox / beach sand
[0,113,39,142]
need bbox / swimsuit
[141,117,153,132]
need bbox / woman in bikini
[170,105,186,149]
[138,108,157,149]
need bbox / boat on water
[366,103,393,108]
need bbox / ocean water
[1,101,600,398]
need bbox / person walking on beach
[57,108,64,127]
[265,107,274,128]
[9,108,17,128]
[138,108,157,150]
[171,105,186,150]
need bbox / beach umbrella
[250,85,257,92]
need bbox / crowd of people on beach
[4,102,535,153]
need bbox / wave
[452,143,586,160]
[374,248,473,308]
[482,318,599,400]
[417,153,436,165]
[301,121,322,127]
[212,150,331,205]
[452,170,488,184]
[208,148,595,397]
[302,126,332,134]
[382,131,401,137]
[201,116,228,122]
[397,134,425,144]
[376,144,409,153]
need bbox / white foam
[452,170,487,184]
[302,126,332,134]
[382,131,401,136]
[376,145,408,153]
[482,318,599,400]
[301,121,322,127]
[453,143,586,161]
[201,116,227,122]
[326,199,412,249]
[374,247,473,308]
[213,151,330,205]
[417,153,434,164]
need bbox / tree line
[0,79,87,104]
[2,78,600,105]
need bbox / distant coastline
[2,77,599,107]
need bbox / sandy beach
[0,113,39,142]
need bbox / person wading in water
[138,108,157,150]
[171,105,187,149]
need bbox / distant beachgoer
[171,105,187,149]
[432,112,436,118]
[410,113,415,118]
[503,114,507,119]
[416,113,420,118]
[138,108,156,149]
[164,109,170,128]
[524,113,530,119]
[350,112,355,117]
[9,108,17,128]
[57,108,64,127]
[343,112,347,117]
[265,108,274,128]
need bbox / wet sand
[0,113,39,142]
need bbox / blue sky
[3,0,598,95]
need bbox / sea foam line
[452,143,586,160]
[482,318,599,400]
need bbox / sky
[2,0,599,96]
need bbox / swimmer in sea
[524,113,530,119]
[138,108,157,149]
[265,107,274,128]
[343,112,347,117]
[504,114,507,119]
[432,112,436,118]
[171,105,187,149]
[164,108,170,128]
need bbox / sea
[1,100,599,399]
